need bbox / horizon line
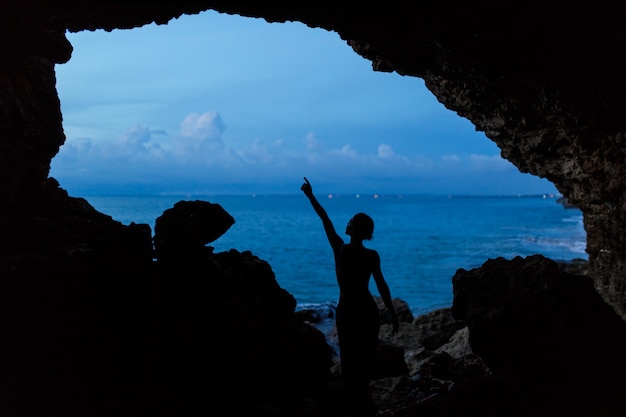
[78,191,563,199]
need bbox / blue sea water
[84,193,587,316]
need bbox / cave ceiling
[4,1,626,317]
[39,1,626,200]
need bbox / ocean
[84,193,587,317]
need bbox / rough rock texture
[4,1,626,416]
[367,256,626,416]
[452,255,626,416]
[2,1,626,318]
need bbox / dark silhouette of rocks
[148,200,338,416]
[363,256,626,416]
[412,307,467,351]
[153,199,235,260]
[5,2,626,416]
[4,1,626,318]
[1,191,336,416]
[556,257,589,275]
[3,184,624,416]
[451,255,626,416]
[556,196,578,209]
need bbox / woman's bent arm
[372,252,399,334]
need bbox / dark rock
[451,254,626,416]
[213,248,297,315]
[378,307,471,378]
[7,2,626,416]
[556,257,589,275]
[4,1,626,319]
[370,352,493,417]
[372,341,409,379]
[412,308,466,351]
[375,296,414,323]
[373,255,626,416]
[153,199,235,259]
[556,196,578,209]
[0,188,338,417]
[296,308,325,324]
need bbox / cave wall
[3,1,626,317]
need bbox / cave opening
[7,5,626,416]
[51,10,554,197]
[49,10,586,316]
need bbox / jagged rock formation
[2,1,626,318]
[0,188,337,416]
[3,1,626,416]
[451,255,626,416]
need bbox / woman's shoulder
[365,247,380,259]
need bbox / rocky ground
[3,185,625,417]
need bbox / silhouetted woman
[300,177,399,416]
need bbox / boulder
[452,254,626,416]
[153,200,235,259]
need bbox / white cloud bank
[51,111,555,196]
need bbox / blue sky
[50,10,558,196]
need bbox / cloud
[304,132,323,152]
[377,144,394,159]
[51,110,554,195]
[117,125,168,159]
[442,154,460,162]
[180,111,225,141]
[55,138,92,163]
[468,153,513,171]
[330,144,359,159]
[440,153,513,172]
[170,111,228,161]
[237,139,282,164]
[120,125,152,149]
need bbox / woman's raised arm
[301,177,343,252]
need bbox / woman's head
[345,212,374,240]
